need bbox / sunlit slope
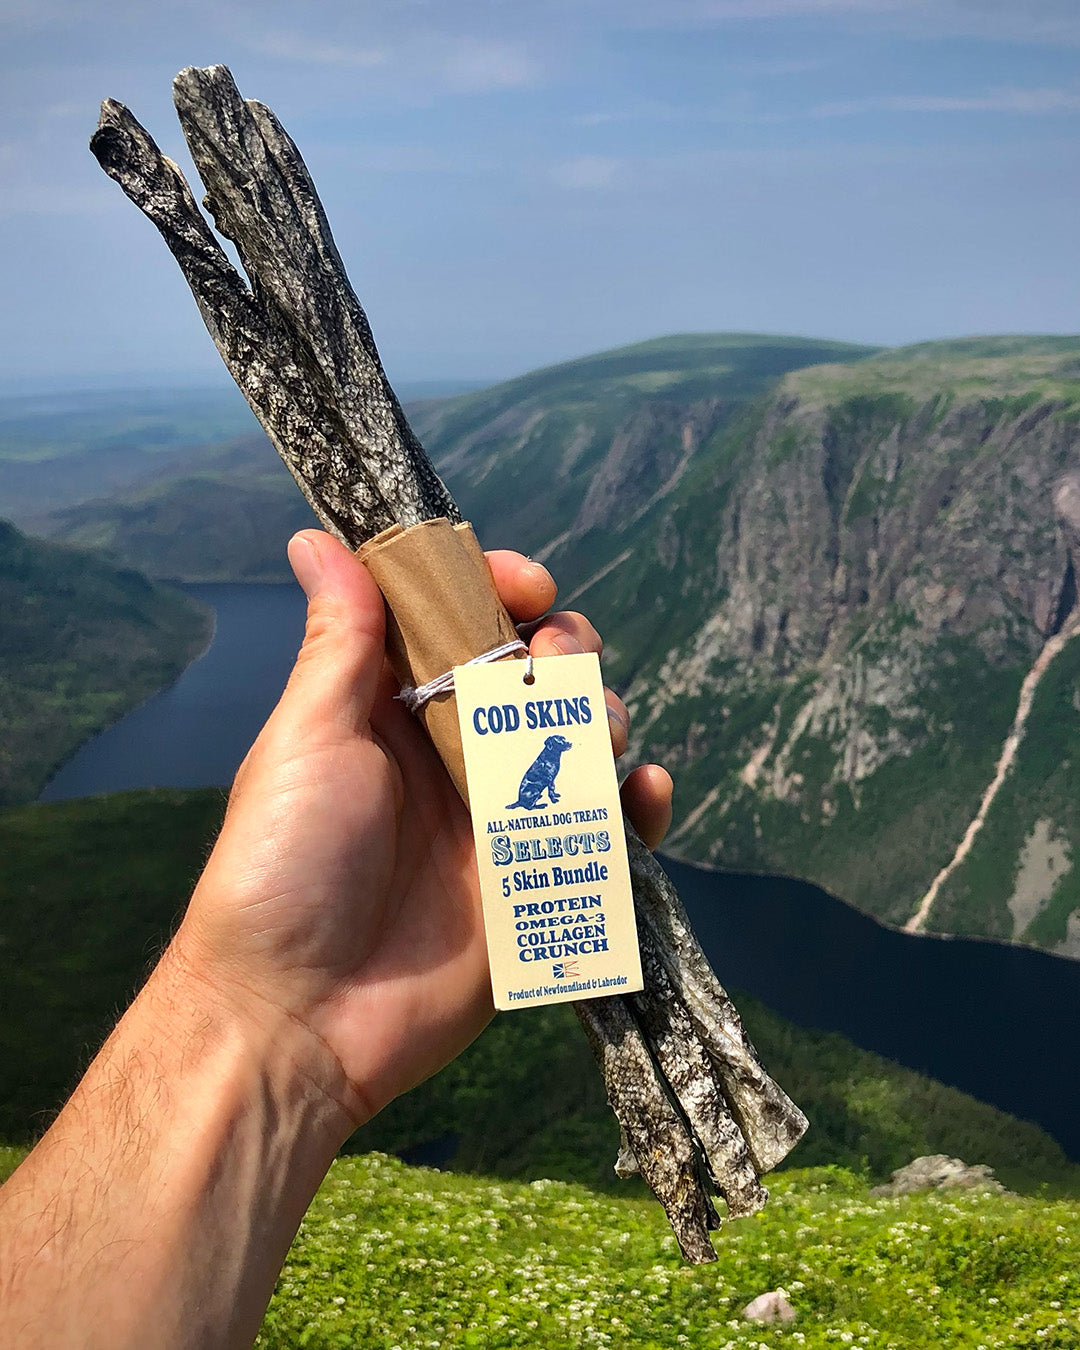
[419,333,877,559]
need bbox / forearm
[0,942,356,1350]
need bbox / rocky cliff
[542,337,1080,955]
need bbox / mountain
[0,522,210,805]
[0,385,257,525]
[410,332,1080,958]
[40,335,877,580]
[2,788,1075,1198]
[45,435,317,582]
[23,333,1080,954]
[415,332,879,560]
[555,336,1080,956]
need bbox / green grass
[0,1145,24,1185]
[253,1156,1080,1349]
[3,1144,1075,1347]
[790,340,1080,413]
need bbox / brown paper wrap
[357,518,524,806]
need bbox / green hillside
[40,335,877,580]
[0,523,211,806]
[2,789,1075,1200]
[47,436,317,582]
[419,332,875,417]
[418,332,878,561]
[0,385,257,524]
[555,336,1080,950]
[2,1147,1073,1348]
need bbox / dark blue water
[39,584,1080,1160]
[41,585,306,800]
[671,860,1080,1161]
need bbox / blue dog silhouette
[506,735,573,809]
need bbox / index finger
[485,550,557,623]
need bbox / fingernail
[607,704,628,734]
[551,632,584,656]
[287,533,325,600]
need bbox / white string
[395,639,528,713]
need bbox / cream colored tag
[455,652,643,1011]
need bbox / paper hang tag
[454,651,643,1012]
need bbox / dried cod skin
[575,997,718,1263]
[90,63,808,1261]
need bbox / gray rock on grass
[742,1289,797,1324]
[871,1154,1005,1196]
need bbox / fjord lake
[40,583,1080,1161]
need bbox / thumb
[279,529,388,736]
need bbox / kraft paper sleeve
[357,517,524,806]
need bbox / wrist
[150,929,363,1153]
[0,927,360,1350]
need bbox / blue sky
[2,0,1079,390]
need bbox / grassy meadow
[0,1144,1076,1346]
[250,1156,1079,1349]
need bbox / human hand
[173,530,673,1134]
[0,530,675,1349]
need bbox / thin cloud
[572,104,684,127]
[440,37,538,93]
[813,87,1080,117]
[244,28,539,96]
[249,32,388,68]
[550,155,622,190]
[589,0,1080,45]
[603,0,915,26]
[571,79,821,127]
[722,56,826,76]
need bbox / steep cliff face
[558,338,1080,953]
[420,333,877,561]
